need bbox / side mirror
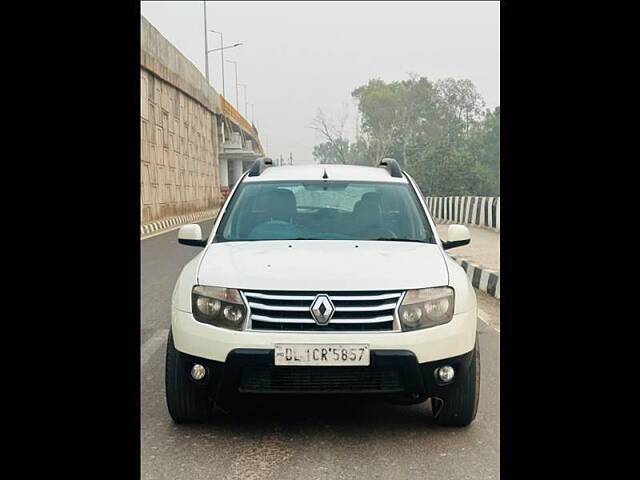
[178,224,207,247]
[442,224,471,250]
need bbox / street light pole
[209,30,225,98]
[205,42,242,95]
[239,83,248,118]
[221,33,225,99]
[203,2,210,84]
[225,60,239,111]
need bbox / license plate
[274,344,370,366]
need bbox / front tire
[165,329,213,423]
[432,335,480,427]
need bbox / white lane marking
[478,308,500,333]
[141,329,169,367]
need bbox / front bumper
[176,347,475,407]
[171,307,477,365]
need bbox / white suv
[166,158,479,426]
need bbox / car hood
[197,240,449,291]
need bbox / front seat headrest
[265,188,297,222]
[361,192,382,206]
[353,198,382,227]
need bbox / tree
[312,75,499,196]
[309,108,350,164]
[352,79,405,165]
[407,136,493,197]
[313,137,370,165]
[448,105,500,196]
[434,78,486,137]
[312,139,349,164]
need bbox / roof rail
[378,158,403,178]
[248,157,274,176]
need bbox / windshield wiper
[371,238,427,243]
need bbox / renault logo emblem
[310,294,335,325]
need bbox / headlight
[191,286,247,330]
[398,287,454,331]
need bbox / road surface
[141,219,500,479]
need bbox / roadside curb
[425,196,500,233]
[140,209,219,239]
[449,254,500,300]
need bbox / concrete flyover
[218,96,264,193]
[140,15,263,228]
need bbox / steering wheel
[248,220,311,239]
[262,220,289,226]
[358,226,398,239]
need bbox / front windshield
[214,180,436,243]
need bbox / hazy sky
[141,1,499,164]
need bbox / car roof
[242,164,409,183]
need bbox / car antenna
[322,168,329,179]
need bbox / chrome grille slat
[244,290,403,332]
[252,314,395,324]
[335,302,397,312]
[249,302,309,312]
[252,315,315,324]
[245,291,402,302]
[245,292,316,301]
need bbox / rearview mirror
[442,224,471,250]
[178,224,207,247]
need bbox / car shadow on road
[171,396,469,437]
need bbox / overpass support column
[228,158,244,187]
[219,158,229,189]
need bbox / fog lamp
[191,364,207,381]
[437,365,455,383]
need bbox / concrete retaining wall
[140,16,222,224]
[425,196,500,233]
[141,16,221,115]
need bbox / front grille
[239,366,405,393]
[243,290,403,331]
